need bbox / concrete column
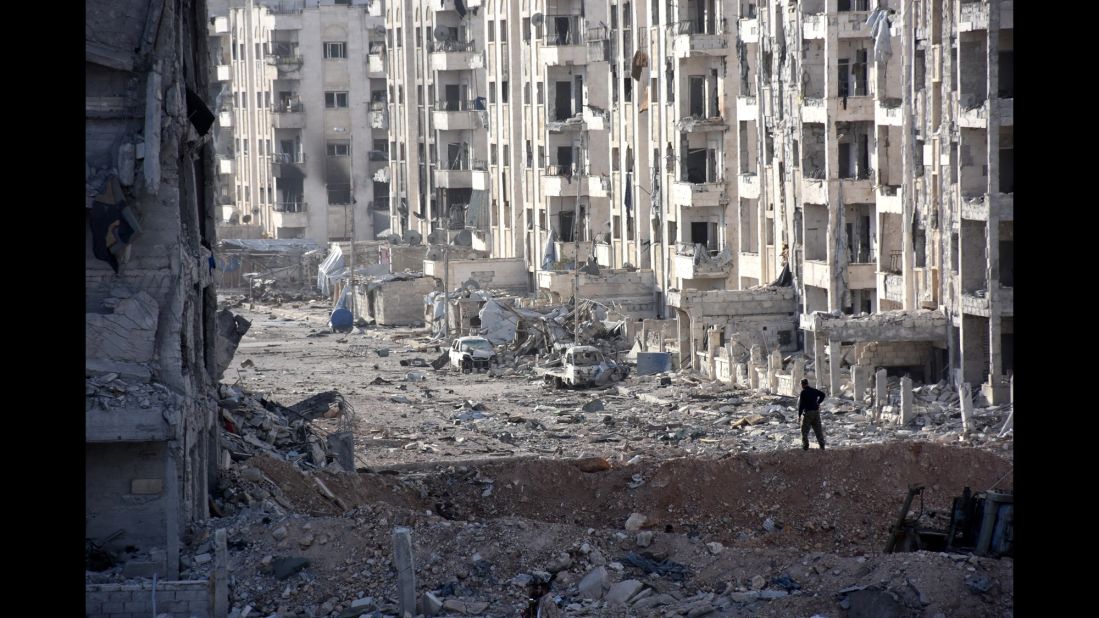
[852,365,869,404]
[875,368,888,411]
[393,527,416,618]
[900,376,914,425]
[213,529,228,618]
[792,359,805,395]
[960,382,973,434]
[749,344,764,389]
[165,447,180,580]
[813,332,826,388]
[828,339,842,397]
[707,330,722,379]
[768,350,783,393]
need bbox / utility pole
[349,200,356,320]
[572,133,584,344]
[442,228,450,340]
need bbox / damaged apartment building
[208,0,390,243]
[86,0,248,612]
[381,0,1011,400]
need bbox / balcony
[671,180,726,207]
[961,291,991,317]
[738,173,760,199]
[877,185,902,213]
[801,175,827,204]
[803,13,826,39]
[849,262,877,290]
[803,259,830,289]
[961,193,989,221]
[837,11,872,38]
[676,115,727,133]
[958,1,988,32]
[839,175,875,203]
[369,105,389,130]
[272,103,306,129]
[270,152,306,178]
[801,97,827,123]
[367,53,385,77]
[669,20,727,58]
[209,16,229,36]
[433,100,488,131]
[882,272,905,303]
[542,167,610,198]
[739,18,759,44]
[272,202,308,228]
[736,95,758,121]
[429,40,483,71]
[541,16,588,65]
[547,106,607,133]
[268,54,304,76]
[675,246,733,280]
[835,95,874,122]
[215,64,231,81]
[436,159,489,189]
[875,98,903,126]
[958,99,988,128]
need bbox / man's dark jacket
[798,386,826,413]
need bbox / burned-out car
[449,336,498,373]
[538,345,629,388]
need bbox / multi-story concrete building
[209,0,278,236]
[740,0,1012,400]
[382,0,1011,397]
[210,0,388,243]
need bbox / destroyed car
[449,336,498,373]
[539,345,629,388]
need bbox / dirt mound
[399,442,1011,554]
[240,442,1010,556]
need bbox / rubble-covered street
[138,297,1013,617]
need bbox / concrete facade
[209,0,388,243]
[746,0,1012,398]
[87,0,223,594]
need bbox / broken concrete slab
[605,579,645,605]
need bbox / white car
[449,336,498,373]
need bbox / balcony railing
[430,38,476,53]
[275,98,304,113]
[670,19,722,36]
[888,250,903,274]
[268,54,303,66]
[273,201,307,213]
[272,152,305,164]
[268,1,304,15]
[438,158,488,172]
[434,99,485,111]
[368,100,388,111]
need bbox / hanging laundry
[454,0,467,19]
[650,165,662,232]
[541,228,558,271]
[865,9,893,63]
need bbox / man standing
[797,379,827,450]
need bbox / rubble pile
[86,373,179,410]
[184,443,1012,617]
[218,385,351,475]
